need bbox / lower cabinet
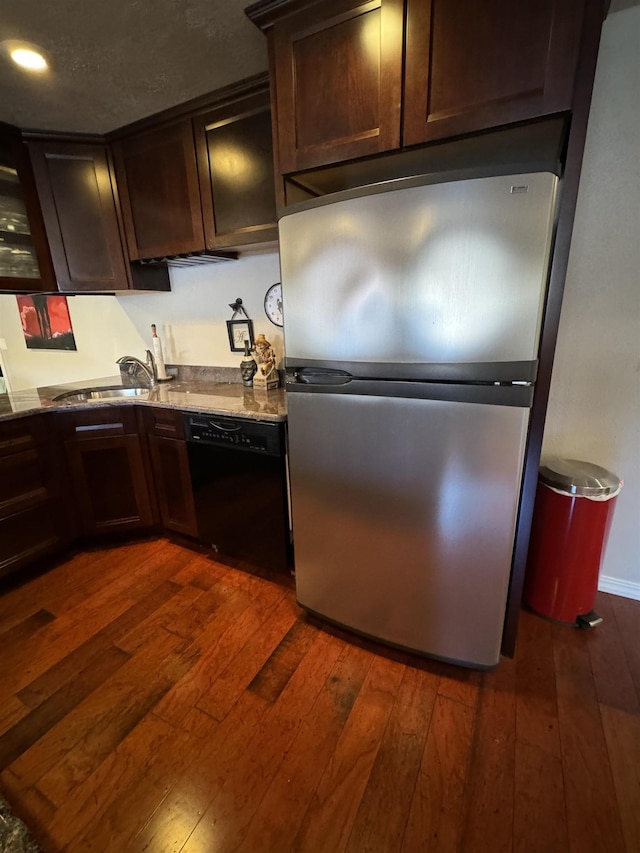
[65,434,154,535]
[56,405,197,540]
[56,408,154,537]
[140,406,197,538]
[147,434,197,537]
[0,503,59,580]
[0,415,65,579]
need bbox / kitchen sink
[53,386,150,403]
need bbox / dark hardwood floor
[0,539,638,852]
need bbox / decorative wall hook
[228,297,250,320]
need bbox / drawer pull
[75,423,124,433]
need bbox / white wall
[0,251,281,390]
[0,293,146,390]
[543,6,640,598]
[117,252,283,368]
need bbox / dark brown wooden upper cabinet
[264,0,405,173]
[0,125,57,293]
[112,120,205,260]
[403,0,585,147]
[27,141,132,293]
[194,90,278,249]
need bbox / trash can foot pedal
[576,611,603,630]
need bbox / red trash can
[524,458,622,628]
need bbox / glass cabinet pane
[0,147,40,279]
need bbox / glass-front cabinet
[0,152,40,279]
[0,128,53,292]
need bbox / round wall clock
[264,282,283,327]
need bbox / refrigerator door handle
[289,367,354,386]
[287,376,534,407]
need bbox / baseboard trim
[598,574,640,601]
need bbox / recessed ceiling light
[10,47,48,71]
[1,40,49,72]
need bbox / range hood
[136,249,238,267]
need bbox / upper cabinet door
[403,0,584,147]
[28,141,131,293]
[272,0,405,173]
[112,120,205,259]
[194,92,278,249]
[0,130,56,293]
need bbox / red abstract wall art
[16,294,77,351]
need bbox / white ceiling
[1,0,636,136]
[0,0,268,134]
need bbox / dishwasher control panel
[184,414,284,457]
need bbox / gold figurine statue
[252,333,279,390]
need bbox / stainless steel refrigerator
[279,172,558,668]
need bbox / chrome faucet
[116,352,158,387]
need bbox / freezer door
[287,391,530,667]
[280,172,558,367]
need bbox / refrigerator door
[287,388,530,667]
[279,172,558,373]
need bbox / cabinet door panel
[404,0,584,146]
[0,131,56,293]
[28,142,130,292]
[148,435,197,537]
[65,434,153,535]
[0,504,59,580]
[0,416,41,457]
[273,0,404,172]
[113,121,205,259]
[0,413,62,579]
[195,98,278,248]
[0,449,47,516]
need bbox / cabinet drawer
[0,448,48,518]
[140,406,185,439]
[0,504,60,580]
[0,415,46,457]
[53,406,138,438]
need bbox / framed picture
[226,318,255,353]
[16,294,77,351]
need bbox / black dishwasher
[184,414,291,575]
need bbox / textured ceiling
[0,0,268,134]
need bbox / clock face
[264,282,283,327]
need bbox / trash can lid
[539,457,621,496]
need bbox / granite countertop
[0,795,41,852]
[0,374,287,423]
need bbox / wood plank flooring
[0,539,638,852]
